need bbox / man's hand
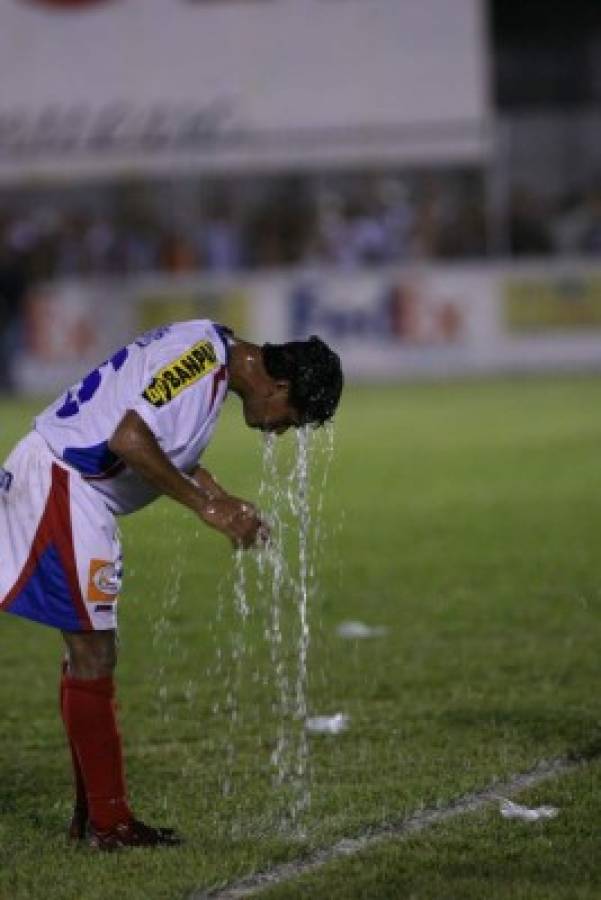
[109,412,270,549]
[188,466,270,548]
[199,496,270,549]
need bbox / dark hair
[262,335,343,426]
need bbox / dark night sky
[491,0,601,41]
[490,0,601,107]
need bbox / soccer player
[0,320,343,851]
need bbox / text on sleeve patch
[142,341,218,408]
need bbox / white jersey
[35,320,231,516]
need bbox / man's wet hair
[262,336,343,426]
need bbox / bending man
[0,320,343,850]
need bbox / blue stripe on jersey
[214,324,232,365]
[6,543,82,632]
[63,441,121,478]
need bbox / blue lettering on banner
[291,281,407,342]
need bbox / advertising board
[12,262,601,395]
[16,278,133,394]
[504,273,601,332]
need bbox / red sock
[59,662,87,813]
[61,673,132,831]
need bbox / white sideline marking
[192,754,585,900]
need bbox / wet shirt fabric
[35,320,230,516]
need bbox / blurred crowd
[0,171,488,281]
[2,172,600,289]
[508,182,601,257]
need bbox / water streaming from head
[207,422,336,830]
[259,432,291,791]
[289,426,311,823]
[259,424,336,828]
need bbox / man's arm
[108,410,268,548]
[186,464,227,501]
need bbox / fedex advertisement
[254,268,498,379]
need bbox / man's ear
[273,379,290,398]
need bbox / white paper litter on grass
[336,620,388,639]
[499,799,559,821]
[306,713,350,734]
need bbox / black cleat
[67,802,89,842]
[88,817,183,851]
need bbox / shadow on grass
[0,757,66,820]
[441,706,601,756]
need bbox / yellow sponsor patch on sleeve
[142,340,218,408]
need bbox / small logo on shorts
[87,559,121,603]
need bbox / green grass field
[1,377,601,899]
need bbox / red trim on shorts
[0,463,92,630]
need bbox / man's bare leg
[62,629,117,679]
